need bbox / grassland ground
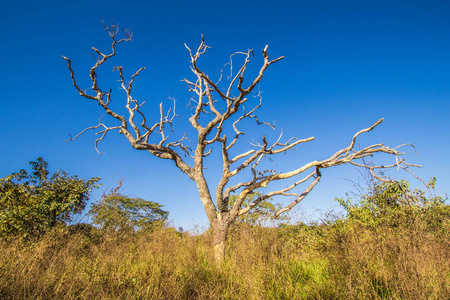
[1,212,449,299]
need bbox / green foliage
[89,185,168,232]
[0,157,100,239]
[336,179,448,228]
[229,191,290,226]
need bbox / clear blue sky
[1,0,449,229]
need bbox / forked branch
[63,22,194,179]
[227,118,422,220]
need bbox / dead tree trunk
[212,216,229,263]
[63,22,422,265]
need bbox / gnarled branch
[64,23,423,257]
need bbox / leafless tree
[63,22,421,263]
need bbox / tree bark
[212,216,229,264]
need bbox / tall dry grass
[321,209,450,300]
[1,213,449,299]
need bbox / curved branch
[63,22,194,179]
[228,119,422,219]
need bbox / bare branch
[275,168,321,217]
[239,170,318,216]
[228,118,422,219]
[66,115,121,155]
[63,22,194,180]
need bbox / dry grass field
[1,207,449,299]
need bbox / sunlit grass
[1,215,449,299]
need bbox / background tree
[63,22,421,263]
[89,181,168,232]
[0,158,100,239]
[228,191,290,226]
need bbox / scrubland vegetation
[1,159,449,299]
[1,182,449,299]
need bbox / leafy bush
[0,158,100,239]
[336,179,448,229]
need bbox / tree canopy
[0,158,100,239]
[89,182,168,232]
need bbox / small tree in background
[89,181,168,232]
[0,158,100,239]
[229,191,290,226]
